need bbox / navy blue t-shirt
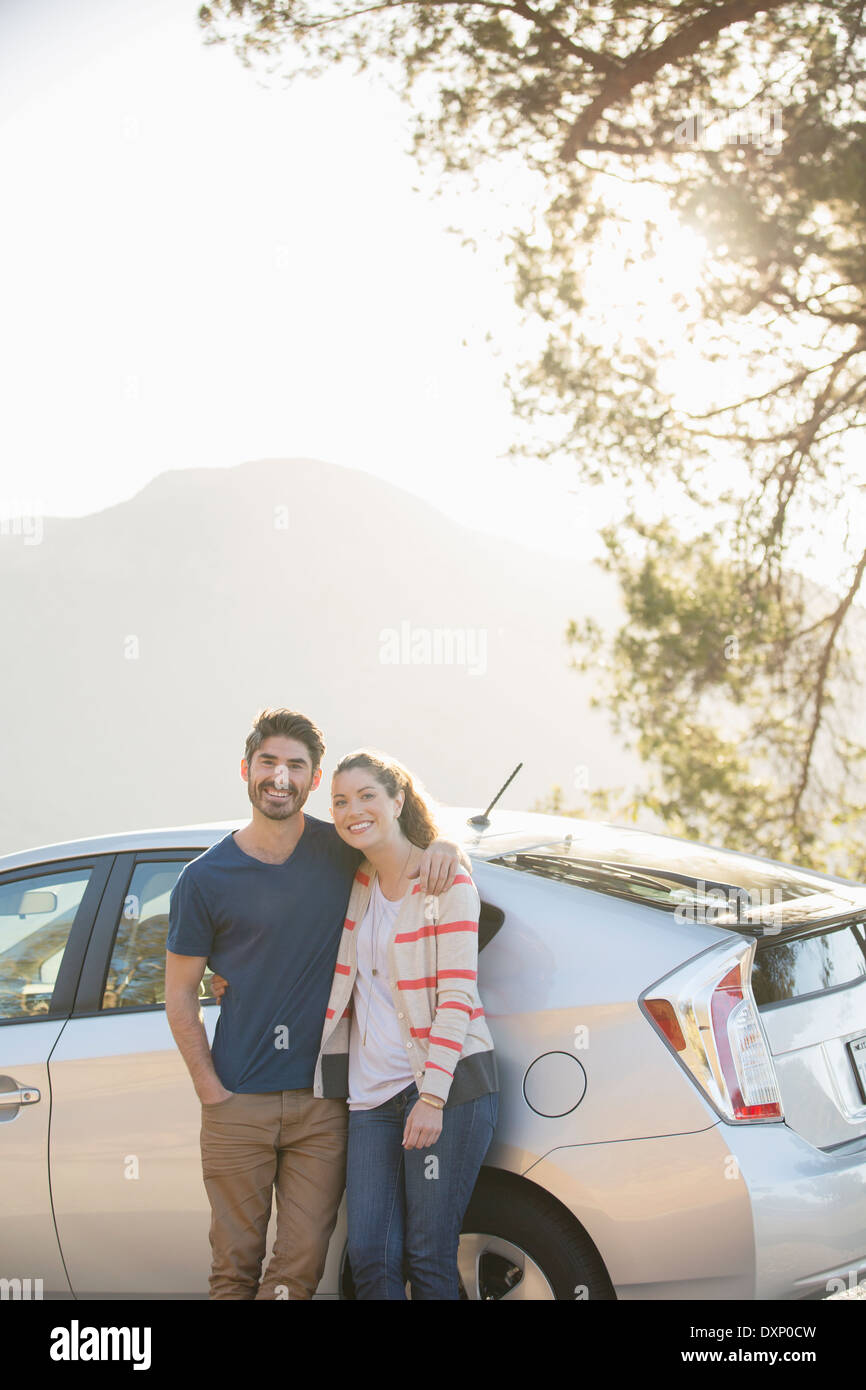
[167,815,361,1093]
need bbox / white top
[348,879,416,1110]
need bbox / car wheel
[338,1170,615,1301]
[457,1170,616,1301]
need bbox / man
[165,707,466,1300]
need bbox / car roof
[0,805,862,897]
[0,807,580,873]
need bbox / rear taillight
[643,940,783,1123]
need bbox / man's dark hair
[244,707,326,773]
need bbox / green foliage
[566,517,866,874]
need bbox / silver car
[1,807,865,1300]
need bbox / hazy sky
[0,0,614,559]
[0,0,859,594]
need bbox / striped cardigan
[313,864,498,1107]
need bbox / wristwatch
[419,1092,445,1109]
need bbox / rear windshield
[488,832,866,928]
[752,922,866,1005]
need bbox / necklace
[377,840,416,906]
[361,886,382,1046]
[361,843,415,1045]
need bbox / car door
[48,850,222,1298]
[0,856,111,1298]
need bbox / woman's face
[331,767,404,852]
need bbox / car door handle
[0,1086,41,1106]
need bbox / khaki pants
[199,1087,348,1300]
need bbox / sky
[0,0,611,558]
[0,0,860,591]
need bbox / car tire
[457,1168,616,1301]
[340,1167,616,1300]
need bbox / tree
[199,1,866,874]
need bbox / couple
[165,706,498,1300]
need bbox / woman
[312,748,499,1300]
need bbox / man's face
[242,735,321,821]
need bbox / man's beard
[248,777,312,820]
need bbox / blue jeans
[346,1082,499,1300]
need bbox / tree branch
[561,0,793,160]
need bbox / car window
[0,869,92,1019]
[751,921,866,1005]
[489,830,837,902]
[101,860,213,1011]
[489,836,866,927]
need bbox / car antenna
[468,763,523,829]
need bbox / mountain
[0,457,634,855]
